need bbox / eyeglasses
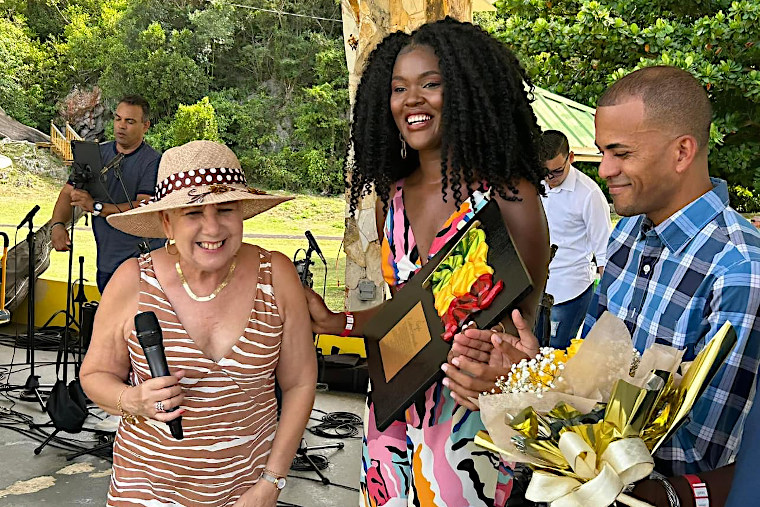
[546,153,570,178]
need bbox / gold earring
[399,132,407,159]
[165,238,178,256]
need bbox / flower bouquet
[476,312,737,507]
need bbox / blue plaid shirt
[582,178,760,476]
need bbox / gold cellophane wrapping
[476,313,737,507]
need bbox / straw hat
[107,140,292,238]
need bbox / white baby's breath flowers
[484,346,568,397]
[482,341,642,397]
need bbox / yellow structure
[10,277,366,357]
[11,277,100,327]
[47,121,82,165]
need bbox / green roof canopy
[532,86,601,163]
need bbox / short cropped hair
[118,95,151,123]
[540,130,570,162]
[598,66,712,149]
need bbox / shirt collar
[112,140,145,158]
[638,178,729,254]
[544,165,577,193]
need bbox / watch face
[94,202,103,211]
[276,477,286,489]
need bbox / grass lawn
[1,178,349,311]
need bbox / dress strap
[256,247,273,288]
[136,251,171,307]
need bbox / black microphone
[100,152,125,175]
[305,230,326,265]
[17,205,40,230]
[134,311,183,440]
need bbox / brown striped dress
[108,250,281,506]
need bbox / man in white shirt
[537,130,612,348]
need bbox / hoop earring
[399,132,407,159]
[165,238,178,256]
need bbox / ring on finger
[155,401,165,413]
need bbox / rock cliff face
[0,106,50,144]
[59,87,107,141]
[339,0,476,311]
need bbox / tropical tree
[479,0,760,200]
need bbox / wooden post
[339,0,493,311]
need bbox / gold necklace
[175,257,237,302]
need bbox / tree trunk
[0,106,50,144]
[339,0,479,311]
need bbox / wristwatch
[260,469,287,490]
[92,202,104,216]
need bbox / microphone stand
[19,210,45,410]
[294,441,345,486]
[73,256,88,378]
[300,246,315,288]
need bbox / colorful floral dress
[360,180,513,507]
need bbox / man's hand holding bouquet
[471,311,736,507]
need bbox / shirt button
[643,265,651,274]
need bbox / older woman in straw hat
[80,140,317,507]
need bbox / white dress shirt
[541,166,612,304]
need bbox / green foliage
[728,184,760,213]
[240,146,301,191]
[99,22,210,118]
[0,16,60,128]
[5,0,757,199]
[142,119,172,152]
[1,0,349,195]
[169,96,220,146]
[481,0,760,193]
[287,82,349,194]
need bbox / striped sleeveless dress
[108,249,281,506]
[360,180,513,507]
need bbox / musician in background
[50,94,163,292]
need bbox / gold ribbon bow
[525,433,654,507]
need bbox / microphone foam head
[134,311,162,348]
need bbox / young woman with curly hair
[307,17,550,506]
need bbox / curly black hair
[346,17,546,215]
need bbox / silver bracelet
[650,471,681,507]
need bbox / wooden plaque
[364,199,533,431]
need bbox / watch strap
[260,469,286,490]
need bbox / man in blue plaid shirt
[583,66,760,476]
[450,65,760,479]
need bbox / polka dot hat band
[107,140,292,238]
